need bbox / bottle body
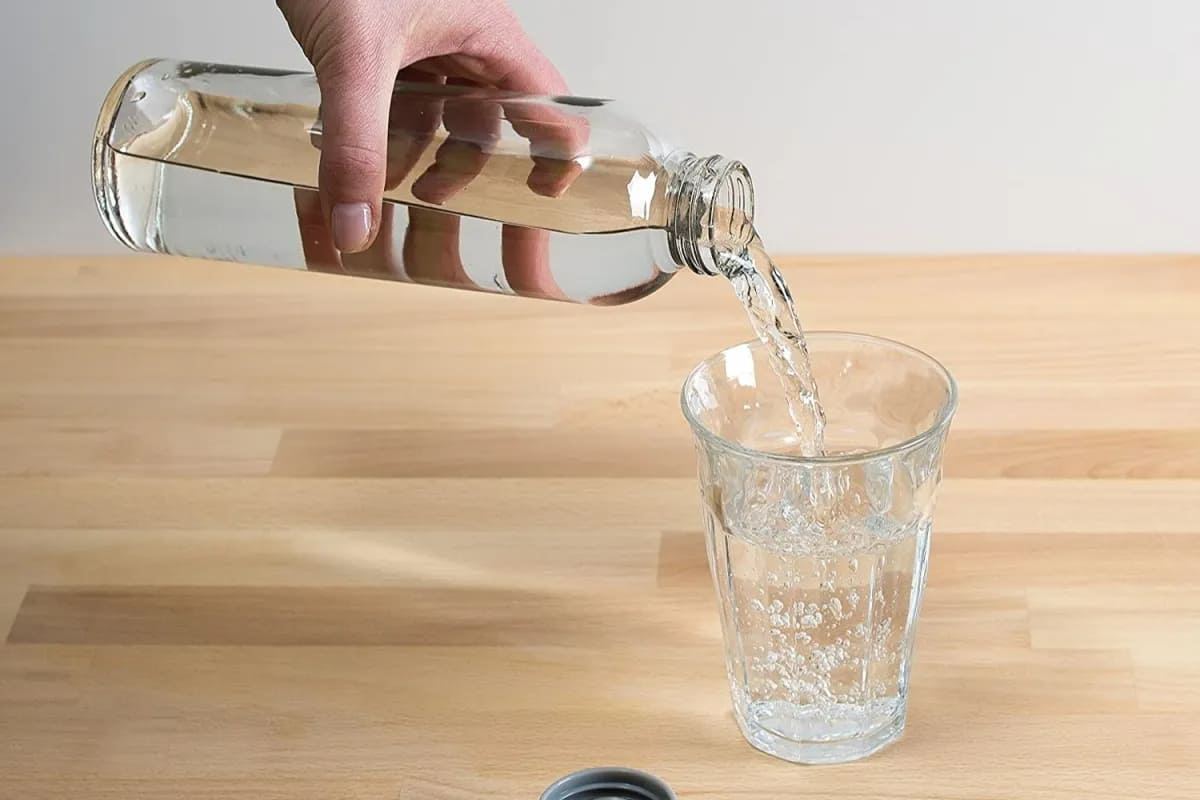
[94,59,752,304]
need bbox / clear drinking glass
[681,332,957,764]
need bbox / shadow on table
[7,581,716,648]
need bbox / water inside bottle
[95,66,680,304]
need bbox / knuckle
[322,143,387,181]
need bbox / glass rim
[679,330,959,467]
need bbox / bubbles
[706,506,929,746]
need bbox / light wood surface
[1,254,1198,799]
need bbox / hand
[277,0,570,254]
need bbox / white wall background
[2,0,1198,254]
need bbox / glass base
[734,698,907,764]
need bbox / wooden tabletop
[1,254,1197,799]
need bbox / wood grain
[1,254,1198,799]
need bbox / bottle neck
[666,153,756,276]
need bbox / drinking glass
[681,332,957,764]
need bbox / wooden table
[1,254,1197,799]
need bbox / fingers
[398,207,568,302]
[504,100,590,198]
[294,188,344,274]
[410,80,503,205]
[338,67,443,281]
[454,15,592,198]
[312,48,398,253]
[341,203,405,280]
[403,206,471,288]
[295,187,405,280]
[456,11,571,96]
[442,13,579,298]
[384,68,445,191]
[502,226,566,301]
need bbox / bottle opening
[667,153,756,276]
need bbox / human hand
[277,0,572,253]
[279,0,585,300]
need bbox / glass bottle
[93,59,755,305]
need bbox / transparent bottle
[93,59,754,305]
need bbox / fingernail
[332,203,372,253]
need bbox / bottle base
[733,698,907,764]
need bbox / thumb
[313,50,397,253]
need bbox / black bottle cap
[539,767,677,800]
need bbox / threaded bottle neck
[666,153,756,276]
